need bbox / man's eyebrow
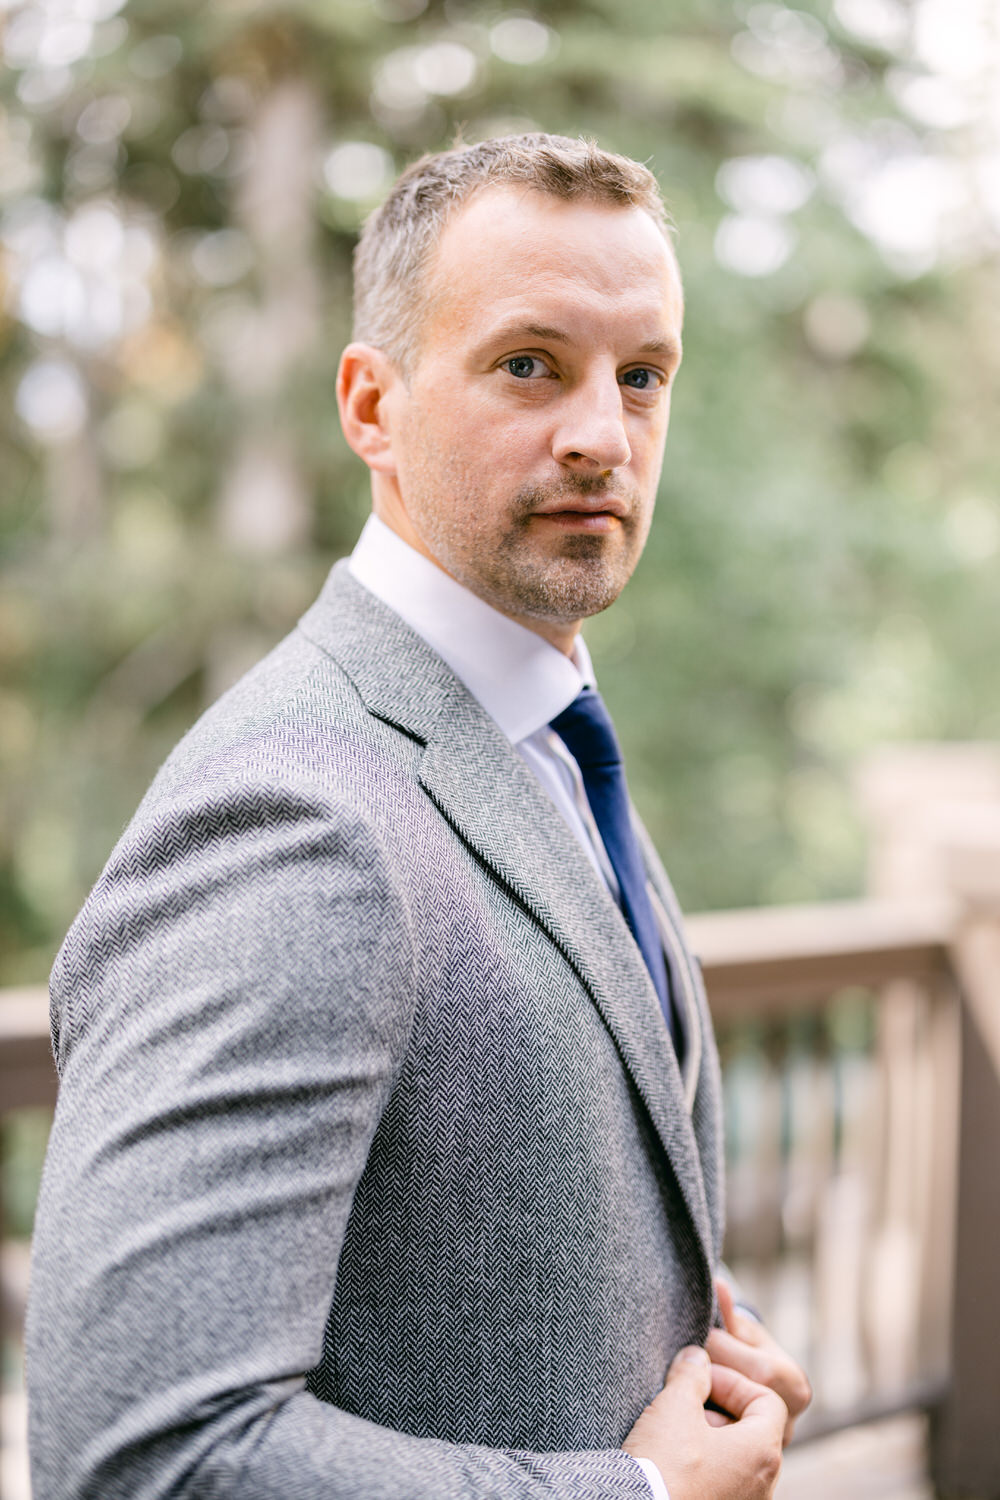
[481,321,572,346]
[477,323,682,365]
[637,336,683,365]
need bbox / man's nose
[551,373,631,472]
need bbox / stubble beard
[413,475,651,628]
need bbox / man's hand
[707,1278,812,1444]
[622,1344,786,1500]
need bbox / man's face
[374,185,684,649]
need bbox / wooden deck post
[858,748,1000,1499]
[1,988,58,1500]
[929,821,1000,1499]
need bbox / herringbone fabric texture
[26,564,725,1500]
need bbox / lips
[532,496,629,518]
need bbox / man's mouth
[529,506,625,533]
[532,496,629,519]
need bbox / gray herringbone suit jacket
[27,565,726,1500]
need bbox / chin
[509,569,631,624]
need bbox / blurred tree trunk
[216,75,322,559]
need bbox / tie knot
[549,688,622,773]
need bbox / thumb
[621,1345,714,1468]
[662,1344,712,1408]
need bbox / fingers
[663,1344,714,1408]
[623,1349,786,1498]
[706,1328,770,1385]
[707,1326,811,1448]
[716,1275,737,1331]
[707,1327,812,1421]
[709,1361,788,1443]
[711,1277,812,1429]
[621,1346,715,1472]
[715,1276,762,1344]
[629,1345,714,1437]
[637,1345,721,1432]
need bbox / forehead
[420,185,683,354]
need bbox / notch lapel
[300,564,715,1277]
[418,695,715,1279]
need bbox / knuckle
[760,1442,783,1486]
[791,1370,813,1412]
[767,1387,787,1416]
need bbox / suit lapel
[419,702,714,1268]
[300,563,715,1274]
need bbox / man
[27,134,808,1499]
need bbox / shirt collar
[348,514,594,745]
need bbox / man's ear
[337,343,403,474]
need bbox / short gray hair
[352,133,672,374]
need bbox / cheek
[397,405,461,489]
[635,414,670,477]
[480,412,551,474]
[408,383,550,494]
[413,399,481,467]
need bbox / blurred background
[2,0,999,987]
[2,0,1000,1495]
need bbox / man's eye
[621,367,663,390]
[504,355,550,379]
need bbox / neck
[369,500,582,657]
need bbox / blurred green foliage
[2,0,999,983]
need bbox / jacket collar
[348,514,591,744]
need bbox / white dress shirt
[349,514,620,894]
[349,515,670,1500]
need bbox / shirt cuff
[632,1455,670,1500]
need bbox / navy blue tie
[550,688,677,1043]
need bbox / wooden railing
[1,990,57,1500]
[688,900,961,1446]
[0,992,58,1114]
[3,876,1000,1497]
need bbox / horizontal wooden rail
[795,1376,950,1445]
[0,897,959,1108]
[686,897,955,1021]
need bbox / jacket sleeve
[26,776,651,1500]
